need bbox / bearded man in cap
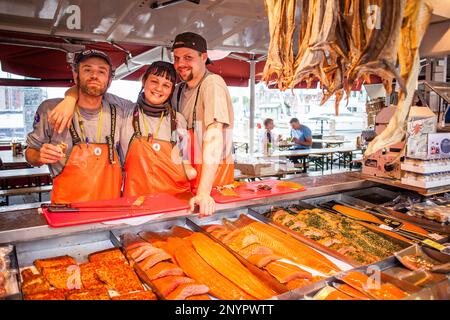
[26,50,123,204]
[171,32,234,216]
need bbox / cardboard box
[407,106,437,137]
[234,162,276,176]
[407,132,450,160]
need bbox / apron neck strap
[106,103,117,164]
[169,104,177,146]
[176,82,185,112]
[69,120,82,145]
[132,104,142,138]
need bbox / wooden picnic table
[234,167,307,181]
[0,150,30,169]
[254,147,359,173]
[313,139,350,148]
[278,139,350,149]
[257,146,359,158]
[0,166,51,189]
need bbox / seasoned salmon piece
[80,262,104,289]
[138,252,173,270]
[152,276,195,297]
[21,274,52,295]
[66,287,110,300]
[165,283,210,300]
[24,289,66,300]
[21,268,36,282]
[145,262,184,280]
[42,264,81,290]
[88,248,127,264]
[246,254,282,268]
[264,261,312,283]
[96,262,143,294]
[111,291,157,300]
[34,255,76,273]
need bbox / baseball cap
[74,49,113,70]
[171,32,212,65]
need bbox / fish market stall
[1,172,449,300]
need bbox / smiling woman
[45,60,197,199]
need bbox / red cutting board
[211,179,306,204]
[42,193,191,228]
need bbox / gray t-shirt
[104,93,188,160]
[171,72,234,161]
[26,98,123,177]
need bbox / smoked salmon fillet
[238,244,274,258]
[242,220,340,275]
[189,233,277,299]
[247,254,282,268]
[173,239,255,300]
[186,294,211,300]
[264,261,312,283]
[286,278,312,290]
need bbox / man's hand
[189,193,216,217]
[48,86,78,134]
[39,143,65,164]
[293,137,301,144]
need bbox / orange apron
[51,105,122,204]
[188,128,234,191]
[176,76,234,191]
[123,106,190,197]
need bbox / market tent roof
[0,0,448,87]
[0,30,266,87]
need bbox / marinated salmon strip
[264,261,312,283]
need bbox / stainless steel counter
[0,172,377,245]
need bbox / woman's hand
[48,86,78,134]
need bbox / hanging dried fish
[347,0,407,97]
[364,0,433,156]
[262,0,298,89]
[263,0,433,155]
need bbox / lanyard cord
[75,104,103,144]
[140,108,165,139]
